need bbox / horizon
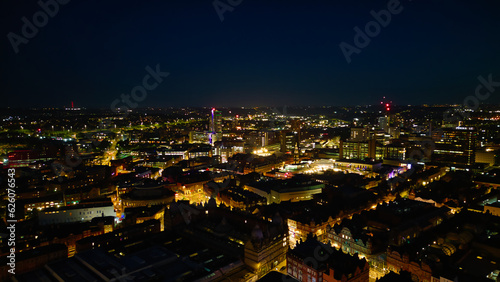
[2,102,500,111]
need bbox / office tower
[432,126,477,166]
[339,139,376,160]
[350,127,368,142]
[290,119,302,163]
[209,108,222,145]
[378,116,389,132]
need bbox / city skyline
[3,1,500,281]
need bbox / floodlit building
[244,175,324,204]
[38,201,116,225]
[287,235,369,282]
[432,127,477,166]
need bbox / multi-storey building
[244,231,288,278]
[326,225,373,258]
[287,235,369,282]
[288,216,335,249]
[350,127,369,142]
[386,249,433,282]
[340,139,376,160]
[38,202,116,225]
[432,126,477,166]
[210,108,222,144]
[245,175,324,204]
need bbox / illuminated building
[484,202,500,217]
[245,161,281,174]
[189,131,210,144]
[291,119,302,163]
[279,122,303,158]
[22,193,64,215]
[75,219,161,253]
[38,202,116,225]
[378,116,389,132]
[350,127,369,142]
[340,140,376,160]
[187,147,212,158]
[244,224,288,278]
[377,144,406,160]
[7,149,40,167]
[287,235,369,282]
[244,175,324,204]
[326,224,374,258]
[315,148,341,160]
[90,216,114,234]
[219,187,266,210]
[214,139,245,162]
[133,166,161,179]
[288,216,335,249]
[280,130,301,156]
[157,147,189,159]
[332,159,382,172]
[117,184,175,210]
[210,108,222,145]
[387,126,400,139]
[475,150,495,166]
[124,205,166,231]
[215,140,245,163]
[378,98,392,133]
[245,131,272,148]
[432,127,477,166]
[386,250,433,282]
[0,244,67,280]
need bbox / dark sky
[2,0,500,108]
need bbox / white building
[38,203,116,225]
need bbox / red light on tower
[380,97,392,112]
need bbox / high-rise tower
[432,126,477,166]
[291,119,302,163]
[209,108,222,145]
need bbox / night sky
[2,0,500,108]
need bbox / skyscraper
[350,127,368,142]
[432,126,477,166]
[209,108,222,145]
[291,119,302,163]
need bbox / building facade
[432,127,476,166]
